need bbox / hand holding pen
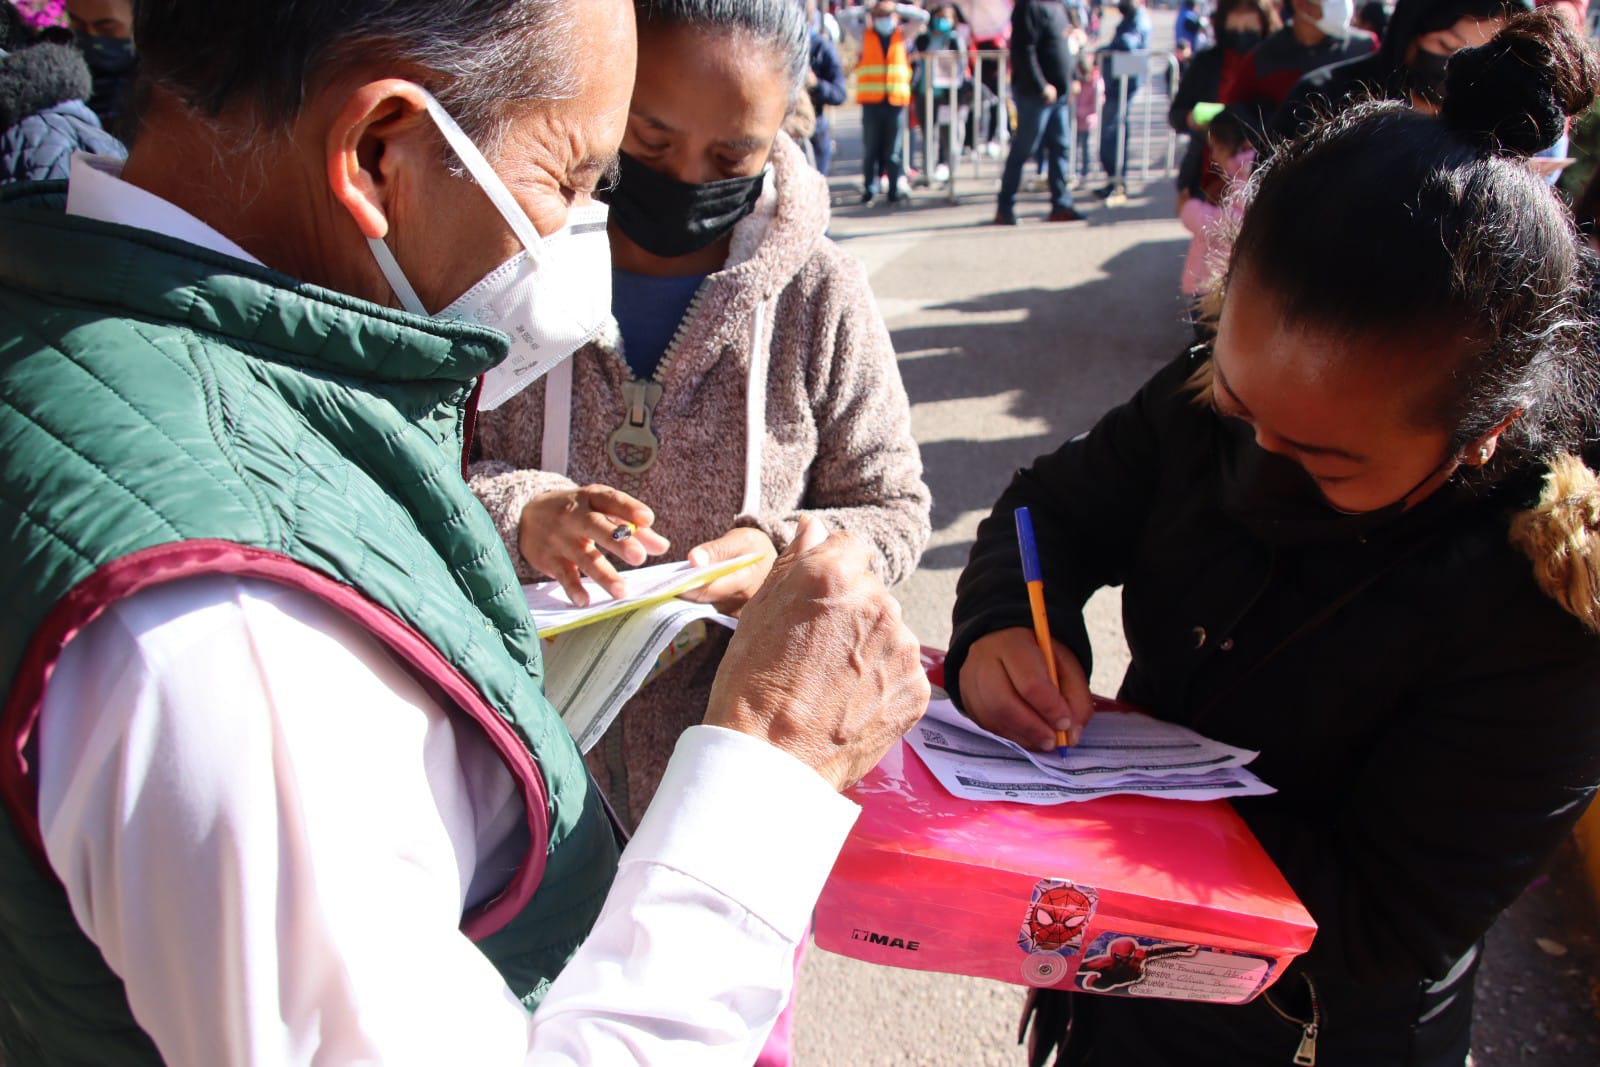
[943,510,1096,753]
[515,483,670,606]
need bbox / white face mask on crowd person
[1313,0,1354,38]
[367,88,612,411]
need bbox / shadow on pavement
[895,238,1190,552]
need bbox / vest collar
[0,183,511,390]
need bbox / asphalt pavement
[790,69,1600,1067]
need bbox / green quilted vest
[0,185,619,1065]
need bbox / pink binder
[812,657,1317,1005]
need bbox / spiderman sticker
[1017,878,1098,986]
[1078,936,1199,992]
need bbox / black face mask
[76,33,136,77]
[1217,418,1454,546]
[1406,47,1452,106]
[602,151,767,260]
[1219,29,1263,54]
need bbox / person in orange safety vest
[841,2,927,204]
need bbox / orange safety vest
[856,28,912,107]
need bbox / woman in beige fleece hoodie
[470,1,931,830]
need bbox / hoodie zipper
[604,278,714,496]
[648,277,713,389]
[1262,974,1320,1065]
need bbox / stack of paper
[523,554,759,636]
[907,697,1273,804]
[525,556,758,753]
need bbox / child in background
[1178,111,1254,305]
[1073,51,1104,187]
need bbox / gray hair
[635,0,810,94]
[133,0,580,156]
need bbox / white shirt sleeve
[36,575,859,1066]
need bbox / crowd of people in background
[12,0,1592,224]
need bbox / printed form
[524,557,751,752]
[908,698,1275,804]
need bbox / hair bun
[1441,8,1600,157]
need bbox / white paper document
[523,554,761,637]
[539,600,737,754]
[906,698,1275,804]
[524,556,756,752]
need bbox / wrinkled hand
[958,627,1093,752]
[705,516,928,791]
[678,527,778,616]
[518,484,670,606]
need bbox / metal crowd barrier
[901,46,1185,204]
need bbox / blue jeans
[861,101,907,196]
[998,92,1074,215]
[1076,127,1093,178]
[1100,79,1140,180]
[812,112,834,175]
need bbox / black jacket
[1167,44,1229,195]
[948,350,1600,1066]
[808,28,848,114]
[1269,0,1534,140]
[1011,0,1076,98]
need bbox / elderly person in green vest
[0,1,928,1064]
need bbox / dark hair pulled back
[1227,8,1600,474]
[1441,10,1599,156]
[634,0,810,92]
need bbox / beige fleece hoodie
[469,133,931,826]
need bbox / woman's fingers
[571,486,669,565]
[1001,642,1079,751]
[969,658,1060,752]
[1054,639,1096,746]
[554,560,590,609]
[679,527,778,614]
[962,628,1095,752]
[577,485,656,527]
[575,542,627,601]
[576,509,651,566]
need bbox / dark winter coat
[0,41,124,183]
[1167,44,1247,197]
[947,349,1600,1066]
[808,27,848,114]
[1220,26,1375,137]
[1269,0,1534,140]
[1012,0,1078,98]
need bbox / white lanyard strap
[740,299,771,519]
[543,357,573,478]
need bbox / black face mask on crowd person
[1406,47,1453,105]
[76,32,136,77]
[602,151,767,259]
[75,32,136,127]
[1216,418,1455,546]
[1219,29,1263,54]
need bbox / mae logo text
[852,929,921,951]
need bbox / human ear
[324,80,437,241]
[1463,408,1526,466]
